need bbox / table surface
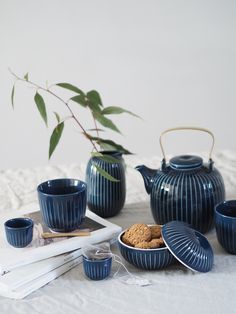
[0,151,236,314]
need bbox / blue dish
[162,221,214,272]
[215,200,236,254]
[83,256,112,280]
[37,178,87,232]
[118,229,175,270]
[4,218,34,248]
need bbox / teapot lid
[169,155,203,170]
[162,221,214,273]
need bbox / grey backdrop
[1,0,235,170]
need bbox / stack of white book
[0,207,122,299]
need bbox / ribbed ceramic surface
[83,256,112,280]
[86,152,126,218]
[37,179,87,232]
[118,232,175,270]
[162,221,214,272]
[150,165,225,234]
[5,218,33,248]
[215,201,236,254]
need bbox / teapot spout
[135,165,157,194]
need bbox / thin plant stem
[9,69,99,153]
[92,113,100,142]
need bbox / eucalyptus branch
[92,112,100,139]
[9,69,99,153]
[9,69,139,181]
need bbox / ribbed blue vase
[86,151,126,218]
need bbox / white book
[0,249,82,291]
[0,206,122,274]
[0,237,116,293]
[0,256,83,299]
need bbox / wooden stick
[41,231,91,238]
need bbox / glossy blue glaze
[118,230,175,270]
[83,256,112,280]
[4,218,34,248]
[215,200,236,254]
[162,221,214,272]
[136,155,225,234]
[86,151,126,218]
[37,178,87,232]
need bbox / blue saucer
[162,221,214,273]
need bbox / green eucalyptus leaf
[99,142,117,151]
[86,90,103,107]
[49,122,64,159]
[11,85,15,109]
[53,112,60,123]
[24,73,29,81]
[86,91,102,113]
[34,92,48,126]
[86,128,104,132]
[90,137,132,154]
[88,102,102,114]
[102,106,141,118]
[70,95,87,107]
[92,163,119,182]
[91,152,104,158]
[56,83,84,95]
[93,111,121,133]
[91,152,121,163]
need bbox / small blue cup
[4,218,34,248]
[37,178,87,232]
[83,256,112,280]
[215,200,236,254]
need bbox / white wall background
[1,0,236,170]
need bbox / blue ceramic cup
[215,200,236,254]
[83,256,112,280]
[4,218,34,248]
[37,178,87,232]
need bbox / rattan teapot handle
[159,126,215,162]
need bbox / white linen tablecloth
[0,151,236,314]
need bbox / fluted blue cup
[83,256,112,280]
[215,200,236,254]
[4,218,34,248]
[37,178,87,232]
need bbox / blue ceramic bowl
[4,218,34,248]
[118,229,175,270]
[83,256,112,280]
[37,178,87,232]
[215,200,236,254]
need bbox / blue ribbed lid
[169,155,203,170]
[162,221,214,273]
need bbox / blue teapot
[136,127,225,234]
